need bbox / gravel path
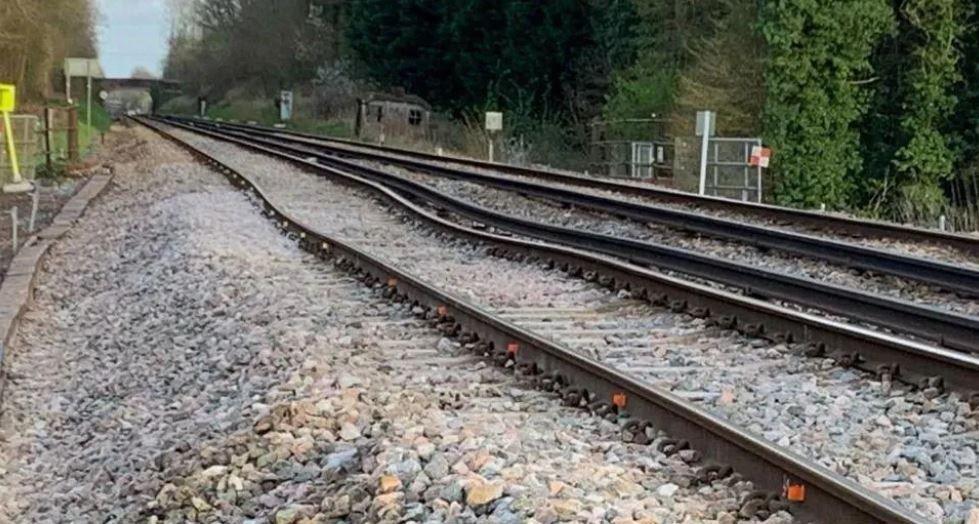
[351,161,979,318]
[172,127,979,523]
[0,126,774,523]
[305,138,979,270]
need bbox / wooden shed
[355,89,431,143]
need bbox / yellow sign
[1,84,22,185]
[0,84,14,112]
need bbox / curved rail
[169,115,979,260]
[150,115,979,400]
[165,118,979,355]
[137,116,931,524]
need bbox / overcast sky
[96,0,170,78]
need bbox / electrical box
[0,85,15,112]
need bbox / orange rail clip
[436,305,448,317]
[785,483,806,502]
[387,278,398,287]
[506,342,519,356]
[611,392,627,409]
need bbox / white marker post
[485,112,503,163]
[29,189,39,232]
[10,207,17,253]
[279,90,294,122]
[696,111,715,196]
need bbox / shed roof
[365,91,431,111]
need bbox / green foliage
[954,6,979,164]
[603,0,731,124]
[760,0,894,208]
[670,0,765,136]
[603,69,677,122]
[162,90,356,139]
[346,0,628,120]
[165,0,338,98]
[0,0,97,100]
[163,0,979,226]
[78,102,112,133]
[885,0,967,222]
[859,0,970,222]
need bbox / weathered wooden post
[68,106,79,163]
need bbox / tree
[0,0,98,100]
[887,0,968,222]
[858,0,971,222]
[669,0,766,136]
[346,0,605,118]
[760,0,894,208]
[603,0,730,123]
[165,0,328,97]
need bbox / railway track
[387,167,978,317]
[155,117,979,362]
[138,116,978,523]
[165,116,979,280]
[0,125,761,523]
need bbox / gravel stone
[0,125,764,523]
[169,127,979,520]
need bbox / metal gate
[630,142,653,179]
[589,119,674,182]
[703,137,762,203]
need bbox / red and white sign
[749,146,772,168]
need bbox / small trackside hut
[355,89,431,143]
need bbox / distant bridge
[100,78,182,117]
[100,78,181,91]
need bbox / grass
[206,101,355,139]
[76,103,113,156]
[160,94,355,139]
[27,102,113,179]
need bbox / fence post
[29,189,39,232]
[44,107,53,173]
[67,106,79,163]
[696,111,714,196]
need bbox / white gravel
[0,125,775,523]
[172,127,979,523]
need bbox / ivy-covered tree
[888,0,968,222]
[760,0,894,208]
[953,4,979,166]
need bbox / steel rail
[174,116,979,258]
[165,119,979,355]
[151,115,979,400]
[208,119,979,295]
[137,116,931,524]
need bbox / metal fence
[0,115,39,185]
[589,119,674,183]
[0,107,80,182]
[702,137,763,203]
